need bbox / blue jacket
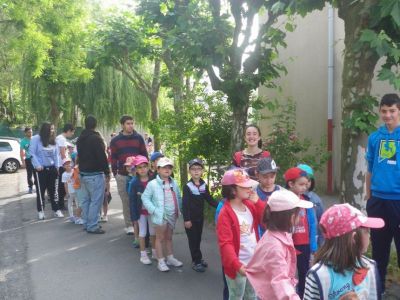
[306,205,318,253]
[128,176,147,221]
[305,191,325,247]
[141,175,182,226]
[30,135,60,169]
[366,124,400,200]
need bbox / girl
[232,125,270,180]
[297,163,325,246]
[216,168,265,300]
[30,122,63,220]
[304,204,384,300]
[128,155,156,265]
[61,158,76,222]
[141,157,183,272]
[284,167,318,299]
[246,189,313,299]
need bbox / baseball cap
[150,152,164,162]
[157,157,174,168]
[297,164,314,179]
[124,156,136,166]
[268,189,313,212]
[320,203,384,239]
[134,155,149,166]
[221,169,258,188]
[257,157,279,174]
[284,167,308,182]
[62,158,72,165]
[189,158,204,168]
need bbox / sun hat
[189,158,204,168]
[133,155,149,166]
[257,157,279,174]
[297,164,314,179]
[268,189,313,212]
[284,167,308,182]
[320,203,385,239]
[221,169,258,188]
[62,158,72,165]
[157,157,174,168]
[150,152,164,162]
[124,156,136,166]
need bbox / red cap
[284,167,307,182]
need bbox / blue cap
[297,164,314,178]
[150,152,164,162]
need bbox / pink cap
[320,203,385,239]
[268,189,313,212]
[124,156,136,166]
[134,155,149,166]
[221,169,258,188]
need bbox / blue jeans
[79,174,105,232]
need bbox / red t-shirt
[140,181,149,215]
[292,195,310,245]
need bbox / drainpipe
[327,5,334,193]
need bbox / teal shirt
[20,137,31,159]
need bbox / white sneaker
[166,256,183,267]
[38,211,45,220]
[157,259,170,272]
[125,226,134,235]
[54,210,64,218]
[75,218,84,225]
[100,216,108,223]
[140,255,152,265]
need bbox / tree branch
[206,66,222,91]
[230,0,243,70]
[208,0,221,20]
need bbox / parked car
[0,137,22,173]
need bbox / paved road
[0,171,223,300]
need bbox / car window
[0,142,12,152]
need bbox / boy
[182,158,218,272]
[366,93,400,294]
[254,157,281,236]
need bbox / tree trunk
[338,1,379,209]
[230,100,250,153]
[150,59,161,151]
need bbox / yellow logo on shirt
[379,140,396,162]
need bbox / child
[183,158,218,272]
[100,178,112,223]
[149,152,164,180]
[365,93,400,294]
[255,157,281,236]
[61,158,77,222]
[246,189,313,300]
[216,168,265,299]
[141,157,183,272]
[284,167,318,299]
[304,204,384,300]
[128,155,156,265]
[71,164,84,225]
[297,164,325,246]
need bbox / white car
[0,137,22,173]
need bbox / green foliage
[342,95,379,135]
[263,99,330,185]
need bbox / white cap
[62,158,72,165]
[268,189,313,212]
[157,157,174,168]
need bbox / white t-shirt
[56,134,67,166]
[233,206,257,265]
[62,171,75,194]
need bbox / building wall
[258,5,395,193]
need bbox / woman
[30,122,64,220]
[232,125,270,180]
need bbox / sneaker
[132,240,140,249]
[99,216,108,223]
[54,210,64,218]
[28,187,33,194]
[38,211,45,220]
[125,226,134,235]
[192,263,206,273]
[157,260,170,272]
[140,255,152,265]
[166,256,183,267]
[69,216,76,223]
[87,228,105,234]
[201,260,208,268]
[75,218,84,225]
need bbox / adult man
[366,93,400,294]
[110,115,148,235]
[20,127,34,193]
[56,123,75,210]
[77,116,110,234]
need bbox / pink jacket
[246,230,300,300]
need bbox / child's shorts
[138,214,155,237]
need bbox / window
[0,142,12,152]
